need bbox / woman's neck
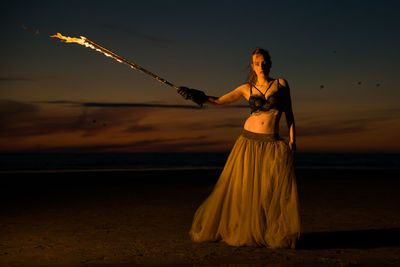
[256,76,271,86]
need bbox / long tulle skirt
[189,129,301,248]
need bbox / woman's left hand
[289,140,296,152]
[177,86,207,107]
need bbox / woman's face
[252,54,270,79]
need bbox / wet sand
[1,168,400,266]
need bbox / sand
[0,168,400,266]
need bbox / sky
[1,0,399,153]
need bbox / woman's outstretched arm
[206,84,248,105]
[279,78,296,151]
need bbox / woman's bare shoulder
[277,78,290,88]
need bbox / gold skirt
[189,129,301,248]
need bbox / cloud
[0,100,69,137]
[296,108,400,137]
[124,124,157,133]
[83,102,201,109]
[0,77,34,82]
[3,98,399,152]
[36,100,249,110]
[0,100,39,125]
[31,135,220,153]
[212,122,243,129]
[100,23,171,44]
[0,100,154,138]
[179,119,244,131]
[36,100,202,110]
[4,100,399,140]
[296,120,370,137]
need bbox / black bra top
[249,79,284,114]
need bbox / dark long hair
[247,48,272,87]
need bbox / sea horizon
[0,152,399,173]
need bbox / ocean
[0,152,399,173]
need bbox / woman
[178,48,301,249]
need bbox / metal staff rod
[83,37,180,90]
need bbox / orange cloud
[0,100,399,153]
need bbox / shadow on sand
[297,228,400,249]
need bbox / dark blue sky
[1,0,400,152]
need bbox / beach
[1,168,400,266]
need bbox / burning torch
[50,33,207,106]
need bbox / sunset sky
[1,0,399,153]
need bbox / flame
[50,33,87,45]
[50,33,123,64]
[48,32,179,90]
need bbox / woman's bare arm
[279,78,296,151]
[206,84,248,105]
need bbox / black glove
[177,86,207,107]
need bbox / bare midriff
[243,110,282,135]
